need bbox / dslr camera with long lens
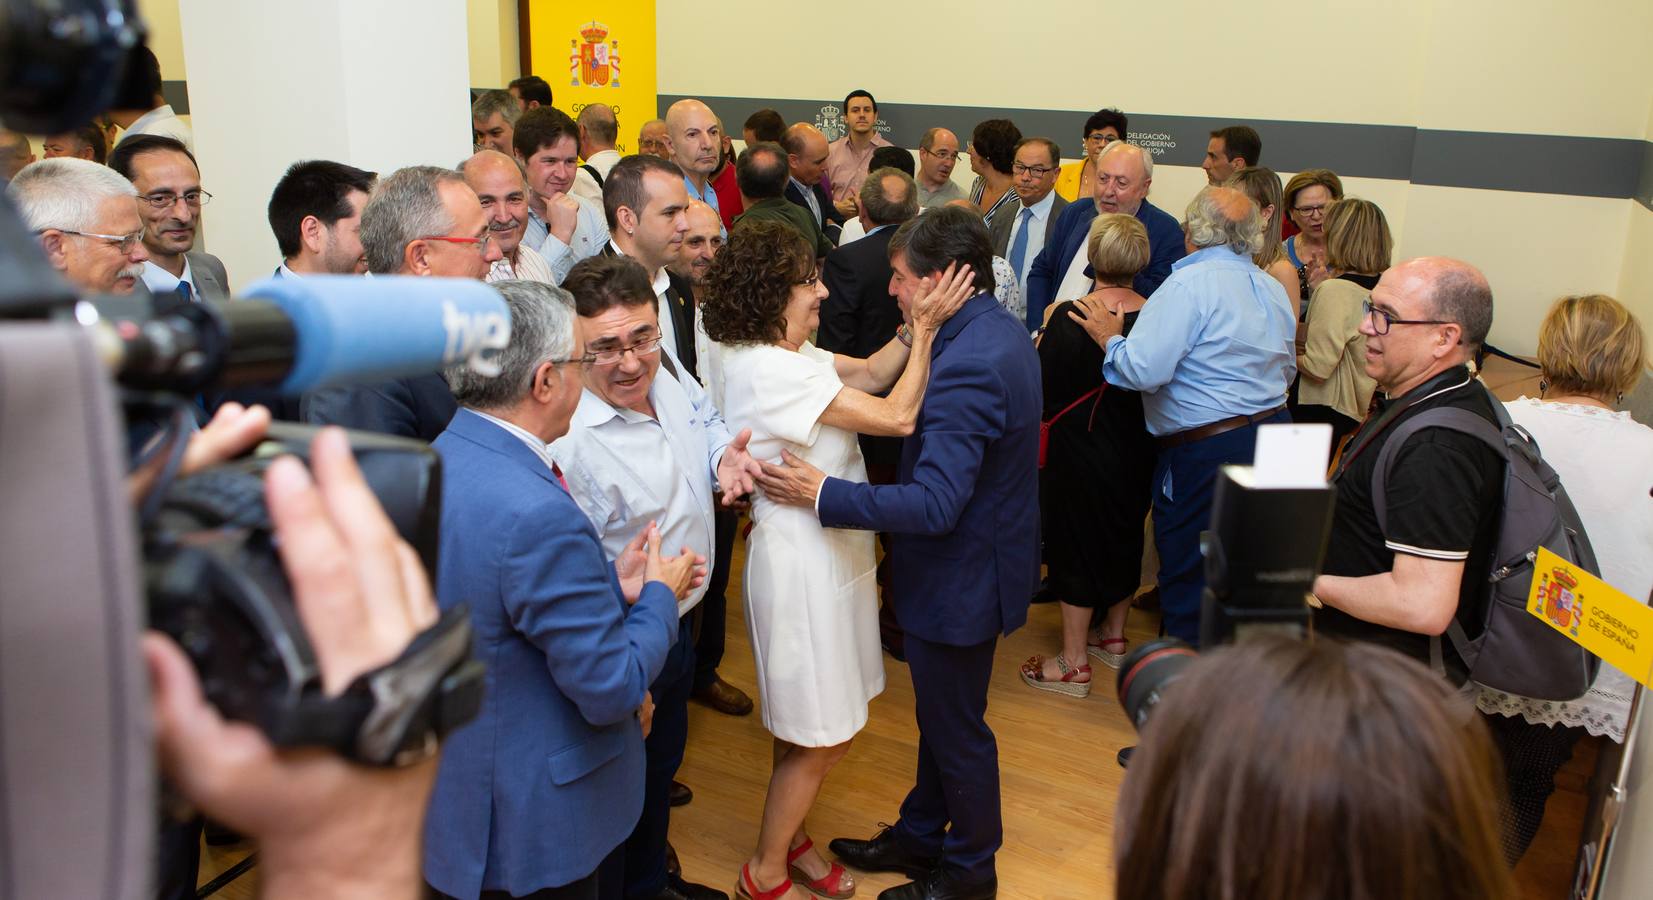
[1116,457,1337,733]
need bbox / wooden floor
[200,361,1593,899]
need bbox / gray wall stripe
[161,80,189,116]
[660,93,1650,204]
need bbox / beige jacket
[1297,277,1377,421]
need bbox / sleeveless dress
[719,341,885,746]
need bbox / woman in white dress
[701,219,973,900]
[1475,294,1652,862]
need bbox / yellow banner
[1527,546,1653,686]
[525,0,657,157]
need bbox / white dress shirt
[487,244,555,283]
[584,148,622,180]
[569,167,605,208]
[1006,191,1057,289]
[141,257,200,300]
[1054,240,1096,305]
[471,408,562,475]
[124,104,194,152]
[607,241,681,368]
[549,365,733,616]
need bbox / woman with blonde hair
[1478,294,1653,863]
[1020,213,1158,695]
[1296,197,1392,452]
[1225,167,1300,315]
[1280,168,1344,308]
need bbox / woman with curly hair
[702,219,973,900]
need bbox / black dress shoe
[877,868,997,900]
[829,826,940,879]
[670,779,693,807]
[644,873,728,900]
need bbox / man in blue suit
[424,279,699,900]
[759,207,1041,900]
[1023,141,1184,330]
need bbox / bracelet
[896,324,913,348]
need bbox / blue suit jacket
[1024,197,1185,329]
[423,409,679,899]
[816,294,1042,645]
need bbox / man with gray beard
[462,149,555,284]
[6,156,150,294]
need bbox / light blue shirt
[1102,245,1296,436]
[548,362,733,616]
[684,174,727,238]
[522,193,609,283]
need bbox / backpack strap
[581,163,604,189]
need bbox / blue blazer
[816,294,1042,645]
[423,409,679,899]
[1024,197,1185,330]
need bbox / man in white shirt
[107,46,194,151]
[108,134,228,302]
[577,103,623,182]
[552,254,760,900]
[462,149,555,284]
[267,159,376,277]
[601,154,700,381]
[989,137,1069,299]
[513,106,609,282]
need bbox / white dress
[720,341,885,746]
[1476,398,1653,741]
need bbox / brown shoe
[693,676,754,716]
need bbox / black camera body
[144,423,482,765]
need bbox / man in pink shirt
[825,89,893,219]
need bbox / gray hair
[578,103,618,146]
[1424,260,1494,350]
[1098,140,1153,180]
[5,157,138,233]
[859,167,918,227]
[1184,186,1265,257]
[471,89,522,125]
[447,280,577,411]
[360,165,465,274]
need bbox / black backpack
[1371,381,1601,700]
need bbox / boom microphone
[95,275,511,394]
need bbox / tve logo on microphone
[443,300,511,377]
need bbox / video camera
[1115,439,1337,733]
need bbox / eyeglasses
[1085,132,1118,144]
[52,228,146,252]
[1292,203,1329,218]
[921,148,961,162]
[140,190,213,209]
[1012,163,1057,178]
[1362,299,1449,336]
[420,234,494,255]
[579,334,664,367]
[797,271,820,286]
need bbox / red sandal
[1019,653,1092,698]
[737,862,796,900]
[1087,637,1129,670]
[787,838,856,899]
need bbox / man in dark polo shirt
[1312,257,1502,681]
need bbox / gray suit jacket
[988,193,1070,259]
[187,250,231,301]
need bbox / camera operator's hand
[144,427,438,900]
[127,402,272,503]
[639,690,655,739]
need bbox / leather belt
[1156,405,1286,450]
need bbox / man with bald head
[462,149,554,283]
[916,127,964,207]
[782,122,847,244]
[1067,185,1294,646]
[666,99,725,225]
[577,102,622,182]
[1311,257,1503,684]
[1026,140,1183,329]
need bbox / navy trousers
[892,634,1001,884]
[623,622,695,898]
[693,510,736,691]
[1151,411,1289,644]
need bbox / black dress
[1038,302,1159,608]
